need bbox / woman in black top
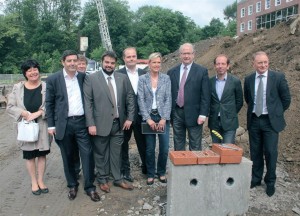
[7,60,51,195]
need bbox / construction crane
[94,0,113,51]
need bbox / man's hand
[48,128,56,136]
[123,120,132,130]
[88,126,97,136]
[197,116,206,125]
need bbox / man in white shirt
[117,47,147,181]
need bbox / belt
[113,118,119,123]
[151,109,159,115]
[68,115,84,120]
[252,113,268,118]
[176,105,184,109]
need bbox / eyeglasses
[180,52,194,56]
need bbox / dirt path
[0,108,299,216]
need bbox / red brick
[219,155,242,164]
[169,151,198,165]
[193,150,220,164]
[212,144,243,156]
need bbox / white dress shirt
[63,69,84,117]
[126,67,139,95]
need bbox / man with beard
[83,51,135,193]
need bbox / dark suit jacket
[45,70,86,140]
[83,71,135,136]
[208,73,243,131]
[116,67,146,123]
[167,62,211,127]
[244,70,291,132]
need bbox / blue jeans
[145,113,170,178]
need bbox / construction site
[0,12,300,216]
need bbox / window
[275,0,281,6]
[265,0,271,9]
[241,8,245,17]
[248,5,253,15]
[248,20,253,30]
[240,23,245,32]
[256,1,262,12]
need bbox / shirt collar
[181,63,192,71]
[256,70,268,78]
[63,68,78,78]
[126,66,138,74]
[216,73,227,81]
[101,69,115,80]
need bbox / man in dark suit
[116,47,147,182]
[208,54,243,143]
[83,51,135,193]
[244,51,291,197]
[46,50,100,202]
[168,43,211,151]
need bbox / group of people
[6,42,291,202]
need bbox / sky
[82,0,235,27]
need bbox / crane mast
[94,0,113,51]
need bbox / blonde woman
[137,52,171,185]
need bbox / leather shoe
[147,178,154,185]
[250,181,261,189]
[114,181,134,190]
[40,187,49,194]
[266,185,275,197]
[87,190,101,202]
[68,187,78,200]
[32,189,41,195]
[123,174,134,182]
[99,183,110,193]
[159,176,167,184]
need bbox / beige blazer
[6,81,51,151]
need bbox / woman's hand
[147,119,156,131]
[26,110,42,121]
[157,119,166,132]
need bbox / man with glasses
[167,43,211,151]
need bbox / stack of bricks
[169,143,243,165]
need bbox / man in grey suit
[208,54,243,143]
[46,50,100,202]
[244,51,291,197]
[117,47,147,182]
[83,51,135,193]
[168,43,211,151]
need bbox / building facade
[237,0,299,36]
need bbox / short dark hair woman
[7,59,51,195]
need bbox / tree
[0,14,26,74]
[201,18,225,39]
[132,6,194,58]
[224,1,237,21]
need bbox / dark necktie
[255,75,264,117]
[177,66,188,107]
[107,77,118,118]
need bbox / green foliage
[90,46,105,61]
[132,6,195,58]
[221,20,237,37]
[201,18,225,39]
[224,1,237,21]
[1,0,238,74]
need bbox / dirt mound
[162,17,300,181]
